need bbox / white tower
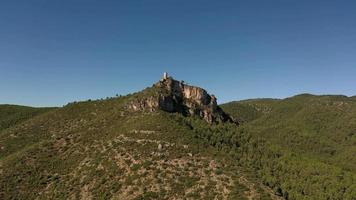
[163,72,168,79]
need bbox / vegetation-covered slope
[1,86,355,200]
[221,98,278,123]
[220,94,356,199]
[0,105,55,132]
[0,92,276,199]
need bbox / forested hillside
[0,89,277,199]
[0,105,55,132]
[1,89,355,199]
[219,94,356,199]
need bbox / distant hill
[0,105,55,132]
[221,94,356,171]
[221,98,279,123]
[221,94,356,199]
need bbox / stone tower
[163,72,168,79]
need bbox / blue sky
[1,0,356,107]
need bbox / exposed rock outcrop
[128,74,237,124]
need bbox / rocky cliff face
[128,75,237,124]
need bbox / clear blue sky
[1,0,356,107]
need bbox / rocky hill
[1,77,355,200]
[0,76,275,200]
[128,74,235,124]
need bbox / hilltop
[127,73,235,124]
